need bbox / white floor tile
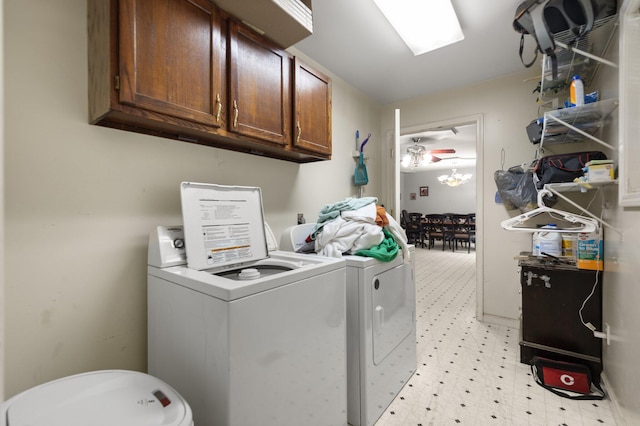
[374,248,616,426]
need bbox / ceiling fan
[402,138,456,167]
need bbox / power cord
[580,198,609,343]
[579,269,599,332]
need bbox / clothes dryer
[147,183,348,426]
[281,223,416,426]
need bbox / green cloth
[354,229,399,262]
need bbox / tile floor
[375,248,617,426]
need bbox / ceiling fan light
[438,168,472,187]
[401,154,412,167]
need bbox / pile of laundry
[302,197,410,261]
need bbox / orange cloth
[376,206,389,227]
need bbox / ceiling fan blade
[429,149,456,154]
[430,155,442,162]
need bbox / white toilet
[0,370,193,426]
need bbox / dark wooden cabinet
[227,21,291,147]
[293,58,332,156]
[519,262,603,382]
[88,0,331,163]
[118,0,225,128]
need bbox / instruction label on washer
[199,199,254,265]
[181,183,268,271]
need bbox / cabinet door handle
[233,100,239,128]
[215,93,222,123]
[296,121,302,142]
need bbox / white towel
[315,217,384,258]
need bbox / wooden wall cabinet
[293,58,332,156]
[88,0,331,163]
[228,21,291,147]
[118,0,225,129]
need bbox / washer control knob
[173,238,185,249]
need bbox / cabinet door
[228,21,291,146]
[521,266,602,359]
[293,58,332,156]
[118,0,225,128]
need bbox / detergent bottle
[532,224,562,257]
[570,75,585,107]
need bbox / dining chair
[405,213,426,248]
[424,214,449,250]
[452,213,474,253]
[400,210,409,230]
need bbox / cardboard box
[585,160,614,182]
[587,163,615,182]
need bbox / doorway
[393,114,484,320]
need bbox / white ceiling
[294,0,527,105]
[294,0,526,172]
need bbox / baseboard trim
[480,314,520,330]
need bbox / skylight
[372,0,464,55]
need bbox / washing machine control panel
[148,226,187,268]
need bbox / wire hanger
[517,148,543,172]
[500,189,598,233]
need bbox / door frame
[386,113,485,321]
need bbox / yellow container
[562,234,577,260]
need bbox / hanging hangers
[500,189,598,233]
[519,146,544,172]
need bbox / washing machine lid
[3,370,192,426]
[180,182,269,271]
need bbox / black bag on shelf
[533,150,607,188]
[513,0,617,77]
[526,118,544,144]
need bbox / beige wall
[595,21,640,424]
[402,167,476,215]
[3,0,382,397]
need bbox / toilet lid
[3,370,192,426]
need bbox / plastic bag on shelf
[495,165,558,212]
[494,166,540,213]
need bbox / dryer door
[371,263,414,365]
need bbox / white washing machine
[0,370,193,426]
[147,183,348,426]
[281,223,417,426]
